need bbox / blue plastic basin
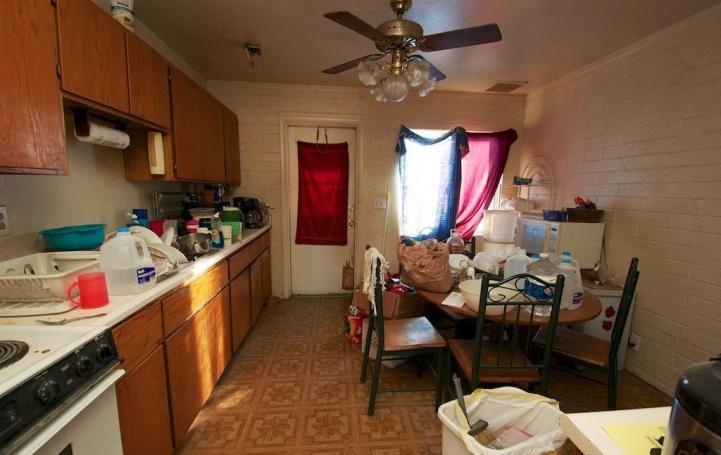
[40,224,106,251]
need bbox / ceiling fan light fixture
[382,72,410,102]
[405,59,430,87]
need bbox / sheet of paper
[442,292,465,308]
[602,423,667,455]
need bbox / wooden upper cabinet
[202,96,226,183]
[170,67,205,180]
[126,32,171,128]
[222,105,241,186]
[56,0,129,112]
[1,0,66,174]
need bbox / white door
[288,126,356,295]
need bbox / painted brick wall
[521,5,721,394]
[206,82,526,298]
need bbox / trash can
[437,387,567,455]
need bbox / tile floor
[178,296,671,454]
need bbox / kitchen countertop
[560,407,671,455]
[4,226,271,329]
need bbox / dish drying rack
[0,252,99,317]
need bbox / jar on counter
[446,229,466,254]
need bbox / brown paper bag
[398,241,453,293]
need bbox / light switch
[374,198,387,209]
[0,206,8,236]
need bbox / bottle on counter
[559,258,584,310]
[100,228,156,295]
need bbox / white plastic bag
[437,387,567,455]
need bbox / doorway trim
[279,114,364,298]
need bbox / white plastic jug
[504,253,533,287]
[559,259,583,310]
[100,228,156,295]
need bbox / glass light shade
[419,77,437,97]
[357,61,376,86]
[382,73,410,102]
[405,59,431,87]
[369,84,387,102]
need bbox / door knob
[348,220,355,227]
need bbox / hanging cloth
[396,125,468,241]
[455,129,518,240]
[295,140,349,245]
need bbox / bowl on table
[458,279,514,315]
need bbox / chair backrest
[609,258,640,364]
[471,273,565,392]
[370,257,386,346]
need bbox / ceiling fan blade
[322,54,381,74]
[411,55,447,81]
[324,11,387,42]
[420,23,501,52]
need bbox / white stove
[0,325,122,454]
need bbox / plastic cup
[225,221,241,241]
[67,272,110,308]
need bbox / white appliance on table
[515,217,605,268]
[0,325,124,454]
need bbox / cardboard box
[352,288,428,319]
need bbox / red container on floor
[67,272,110,308]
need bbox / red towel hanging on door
[295,141,349,245]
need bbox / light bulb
[405,59,431,87]
[382,73,409,102]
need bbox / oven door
[11,370,124,455]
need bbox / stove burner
[0,340,29,370]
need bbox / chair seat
[383,317,447,352]
[448,339,541,384]
[533,326,610,368]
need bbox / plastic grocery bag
[437,387,567,455]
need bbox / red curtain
[295,141,349,245]
[455,129,518,240]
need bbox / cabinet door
[250,259,263,325]
[170,67,204,180]
[202,96,226,182]
[56,0,129,112]
[222,105,240,186]
[165,287,231,443]
[261,249,271,306]
[1,0,66,174]
[116,346,173,455]
[230,269,252,352]
[126,32,170,128]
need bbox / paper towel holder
[73,109,126,136]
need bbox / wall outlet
[629,332,641,352]
[373,198,387,209]
[0,206,8,237]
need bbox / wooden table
[418,289,602,326]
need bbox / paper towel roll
[74,119,130,149]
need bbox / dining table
[418,288,603,326]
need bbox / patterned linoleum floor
[178,296,671,454]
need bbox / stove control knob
[95,344,114,363]
[36,380,61,405]
[76,356,94,376]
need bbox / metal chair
[360,258,449,416]
[533,258,640,410]
[448,273,565,394]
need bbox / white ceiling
[135,0,721,93]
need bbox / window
[397,127,518,241]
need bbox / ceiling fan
[321,0,502,102]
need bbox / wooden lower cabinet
[250,258,263,325]
[230,269,252,352]
[165,287,231,443]
[260,249,271,306]
[116,346,173,455]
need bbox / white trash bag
[438,387,567,455]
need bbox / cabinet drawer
[229,239,263,279]
[162,261,228,335]
[112,302,163,374]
